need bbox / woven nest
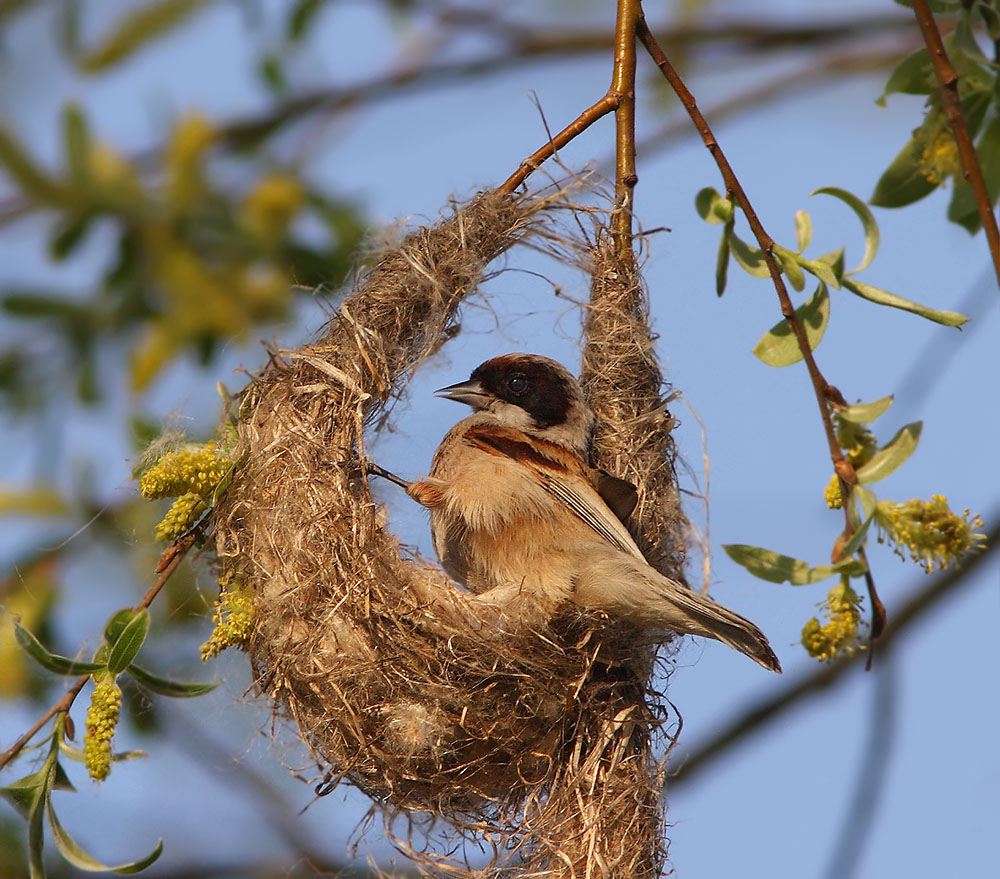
[213,186,686,877]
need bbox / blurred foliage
[0,103,365,405]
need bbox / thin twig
[0,532,198,771]
[668,512,999,788]
[636,18,889,642]
[911,0,1000,288]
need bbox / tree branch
[911,0,1000,289]
[0,531,198,771]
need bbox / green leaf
[812,187,880,274]
[0,485,69,516]
[0,124,71,205]
[948,116,1000,233]
[870,135,938,208]
[106,610,149,675]
[843,278,968,327]
[0,770,47,820]
[126,663,219,698]
[61,104,91,185]
[856,422,922,484]
[752,282,829,367]
[14,621,105,676]
[834,395,894,424]
[722,544,842,585]
[794,209,812,252]
[49,213,96,261]
[78,0,208,72]
[289,0,324,40]
[104,607,136,645]
[47,793,163,874]
[841,496,878,557]
[695,186,732,224]
[798,254,840,288]
[715,217,732,295]
[727,229,770,277]
[28,770,45,879]
[877,48,933,105]
[774,245,805,291]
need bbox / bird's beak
[435,379,489,409]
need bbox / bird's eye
[507,374,528,395]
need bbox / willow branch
[911,0,1000,288]
[0,531,198,771]
[611,0,641,256]
[669,512,999,788]
[636,18,891,639]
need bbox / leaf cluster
[874,2,1000,231]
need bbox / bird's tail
[659,584,781,672]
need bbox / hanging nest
[212,185,685,876]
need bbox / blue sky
[1,2,997,876]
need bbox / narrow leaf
[723,544,834,585]
[774,245,805,291]
[14,621,105,676]
[0,770,47,820]
[856,422,922,484]
[798,255,840,288]
[0,124,71,205]
[834,395,894,424]
[47,793,163,874]
[78,0,208,72]
[106,609,149,675]
[947,117,1000,233]
[794,209,813,252]
[813,187,880,274]
[843,278,968,327]
[104,607,136,645]
[28,768,46,879]
[841,502,877,557]
[62,103,91,185]
[752,282,829,367]
[695,186,723,223]
[870,136,938,208]
[715,223,731,296]
[877,48,933,104]
[727,229,770,277]
[127,663,219,698]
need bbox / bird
[368,353,780,672]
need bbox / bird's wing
[464,425,646,561]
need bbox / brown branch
[611,0,642,256]
[911,0,1000,288]
[499,94,618,193]
[636,18,892,643]
[669,511,999,788]
[499,0,643,200]
[0,532,198,771]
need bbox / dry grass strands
[213,188,681,877]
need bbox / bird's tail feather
[664,586,781,673]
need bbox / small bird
[370,353,780,672]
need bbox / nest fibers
[213,187,685,877]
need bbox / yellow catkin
[824,474,843,510]
[200,582,254,660]
[801,581,865,662]
[876,495,985,573]
[155,492,206,541]
[242,174,304,240]
[84,680,122,781]
[139,442,230,500]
